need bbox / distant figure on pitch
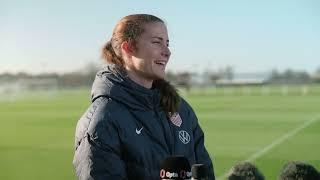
[278,161,320,180]
[227,161,265,180]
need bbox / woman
[73,14,215,180]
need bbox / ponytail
[101,41,124,66]
[153,79,180,117]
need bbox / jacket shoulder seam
[84,97,110,137]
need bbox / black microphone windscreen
[160,156,192,180]
[191,164,209,180]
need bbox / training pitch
[0,85,319,179]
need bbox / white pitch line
[217,115,320,180]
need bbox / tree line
[1,64,320,89]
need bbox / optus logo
[160,169,179,178]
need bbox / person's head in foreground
[278,161,320,180]
[227,161,265,180]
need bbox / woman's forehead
[142,22,168,39]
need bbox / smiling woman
[123,22,171,88]
[72,14,215,180]
[103,15,171,89]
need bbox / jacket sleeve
[73,98,127,180]
[186,100,216,180]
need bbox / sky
[1,0,319,74]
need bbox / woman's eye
[152,41,169,47]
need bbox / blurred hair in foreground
[278,161,320,180]
[227,161,265,180]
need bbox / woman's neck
[126,68,153,89]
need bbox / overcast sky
[1,0,319,74]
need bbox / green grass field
[0,85,319,179]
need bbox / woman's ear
[121,41,134,56]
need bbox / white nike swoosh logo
[135,127,143,134]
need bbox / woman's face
[125,22,171,86]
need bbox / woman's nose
[162,46,171,59]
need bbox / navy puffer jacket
[73,65,215,180]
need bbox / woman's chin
[154,72,165,80]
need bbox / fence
[180,84,320,96]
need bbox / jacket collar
[91,64,161,111]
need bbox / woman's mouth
[154,60,167,69]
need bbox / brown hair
[101,14,180,116]
[228,162,265,180]
[279,161,320,180]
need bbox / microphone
[191,164,209,180]
[160,156,192,180]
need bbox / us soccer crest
[169,112,182,127]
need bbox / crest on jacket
[169,112,182,127]
[178,130,190,144]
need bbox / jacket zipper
[154,108,174,155]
